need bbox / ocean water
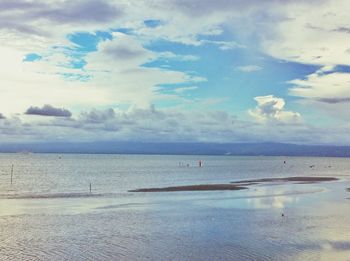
[0,153,350,260]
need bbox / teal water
[0,154,350,260]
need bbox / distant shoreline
[1,152,350,158]
[2,142,350,157]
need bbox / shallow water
[0,154,350,260]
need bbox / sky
[1,0,350,145]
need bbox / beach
[0,154,350,260]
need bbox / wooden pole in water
[89,182,92,193]
[10,164,13,185]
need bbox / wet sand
[130,176,338,192]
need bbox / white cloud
[3,104,349,145]
[249,95,302,124]
[158,52,199,61]
[85,32,155,70]
[0,46,108,115]
[201,40,246,50]
[288,69,350,122]
[235,65,262,73]
[0,0,265,115]
[261,0,350,67]
[83,32,203,107]
[1,0,350,145]
[174,86,198,94]
[247,0,350,121]
[0,105,299,143]
[289,71,350,103]
[3,99,350,145]
[0,29,205,115]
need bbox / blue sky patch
[144,19,162,28]
[23,53,42,62]
[67,31,112,52]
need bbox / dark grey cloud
[0,19,47,36]
[25,105,72,117]
[333,27,350,34]
[0,113,5,119]
[158,0,325,17]
[0,0,47,36]
[150,0,255,17]
[0,0,123,36]
[33,0,123,24]
[0,0,44,10]
[305,23,324,31]
[316,97,350,104]
[105,45,147,60]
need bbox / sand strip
[129,184,247,192]
[2,192,111,199]
[230,176,338,185]
[130,176,337,193]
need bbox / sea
[0,153,350,260]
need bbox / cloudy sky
[1,0,350,145]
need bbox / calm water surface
[0,154,350,260]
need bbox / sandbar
[130,176,337,193]
[129,184,248,192]
[230,176,338,185]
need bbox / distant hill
[1,141,350,157]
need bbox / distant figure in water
[199,160,203,167]
[283,160,286,164]
[281,213,284,217]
